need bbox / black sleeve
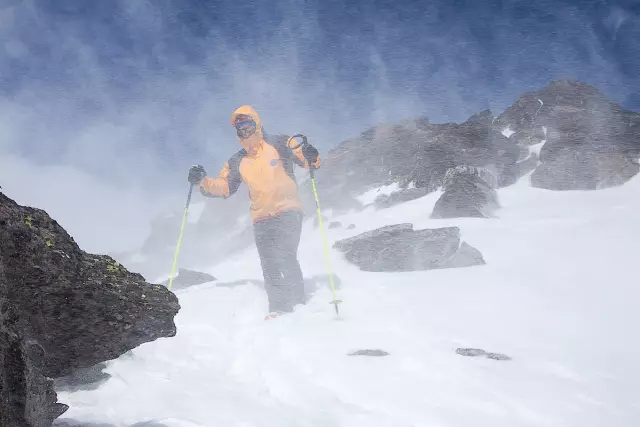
[227,149,247,197]
[269,134,304,167]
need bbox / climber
[187,106,321,319]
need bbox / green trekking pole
[289,134,342,315]
[168,183,195,291]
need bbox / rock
[511,129,545,146]
[431,166,499,218]
[0,191,180,427]
[308,109,520,210]
[333,224,484,272]
[515,152,539,179]
[456,348,487,357]
[333,224,413,252]
[531,150,639,190]
[486,352,512,361]
[53,421,117,427]
[456,348,511,361]
[374,187,429,209]
[160,268,216,289]
[347,224,356,230]
[348,349,390,357]
[328,221,342,229]
[496,80,640,190]
[53,363,110,393]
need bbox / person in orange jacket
[188,106,321,317]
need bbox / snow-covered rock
[333,224,484,272]
[306,109,519,210]
[496,80,640,190]
[431,166,499,218]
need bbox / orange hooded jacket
[199,106,321,223]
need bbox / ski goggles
[234,116,257,140]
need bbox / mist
[0,0,637,254]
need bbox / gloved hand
[302,143,320,167]
[188,165,207,184]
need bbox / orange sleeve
[288,139,321,169]
[199,163,231,198]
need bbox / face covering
[235,118,257,140]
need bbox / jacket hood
[230,105,264,152]
[230,105,262,130]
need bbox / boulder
[374,187,429,209]
[53,363,110,393]
[431,166,499,219]
[0,191,180,427]
[328,221,342,229]
[308,109,520,210]
[160,268,216,290]
[531,149,639,190]
[496,80,640,190]
[333,224,484,272]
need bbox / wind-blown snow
[187,202,207,224]
[356,183,401,205]
[57,175,640,427]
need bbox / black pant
[253,211,306,313]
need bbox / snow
[355,182,401,205]
[56,175,640,427]
[501,127,515,138]
[529,140,546,157]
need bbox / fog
[0,0,636,254]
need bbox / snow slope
[57,175,640,427]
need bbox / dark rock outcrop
[306,110,520,210]
[0,191,180,427]
[328,221,342,229]
[514,152,539,178]
[531,150,639,190]
[53,363,110,393]
[496,80,640,190]
[374,187,429,209]
[160,268,216,290]
[333,224,484,272]
[431,166,499,219]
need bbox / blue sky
[1,0,638,179]
[0,0,638,251]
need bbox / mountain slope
[56,174,640,427]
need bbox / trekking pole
[168,183,194,291]
[289,134,342,315]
